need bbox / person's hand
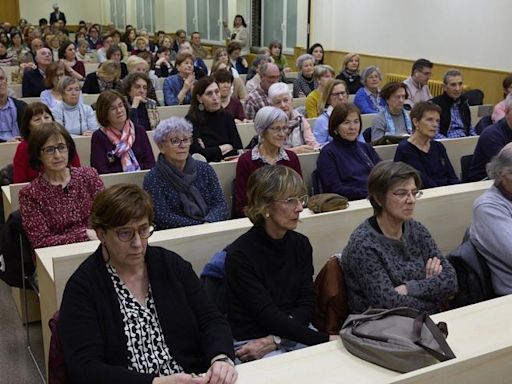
[329,334,340,341]
[235,336,276,362]
[222,155,240,162]
[152,373,207,384]
[425,257,443,278]
[241,58,248,68]
[131,95,146,109]
[395,284,408,296]
[204,361,238,384]
[59,58,72,71]
[184,73,196,90]
[86,228,98,240]
[219,144,233,155]
[156,57,170,67]
[82,130,94,137]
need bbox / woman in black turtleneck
[336,52,362,95]
[185,76,243,162]
[226,165,335,363]
[317,103,381,200]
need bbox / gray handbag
[340,307,456,373]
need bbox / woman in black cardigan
[58,184,237,384]
[82,60,121,94]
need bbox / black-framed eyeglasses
[274,195,309,208]
[41,143,68,155]
[166,137,193,147]
[115,225,155,242]
[391,189,423,200]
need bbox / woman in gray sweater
[341,161,457,314]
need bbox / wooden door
[0,0,21,25]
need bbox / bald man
[22,47,52,97]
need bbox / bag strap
[412,313,456,362]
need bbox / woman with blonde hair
[336,53,362,94]
[304,64,335,118]
[82,60,120,94]
[314,79,349,146]
[40,61,65,108]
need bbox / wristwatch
[210,354,235,367]
[271,335,282,349]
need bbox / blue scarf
[384,107,412,136]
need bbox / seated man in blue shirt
[0,67,27,142]
[468,94,512,181]
[431,69,476,139]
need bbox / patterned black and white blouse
[106,264,184,376]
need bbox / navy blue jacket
[394,140,460,188]
[468,118,512,181]
[316,137,381,200]
[22,68,48,97]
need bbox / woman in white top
[40,61,65,109]
[228,15,249,56]
[51,76,99,136]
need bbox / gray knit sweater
[341,218,457,314]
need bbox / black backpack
[0,210,34,288]
[447,240,495,309]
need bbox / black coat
[431,92,471,137]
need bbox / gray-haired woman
[234,106,303,216]
[353,65,386,114]
[51,76,99,136]
[292,53,317,98]
[143,117,229,229]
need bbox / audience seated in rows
[19,121,103,249]
[121,72,160,131]
[336,53,362,95]
[292,53,316,98]
[91,90,155,174]
[470,143,512,296]
[371,82,412,143]
[186,76,243,162]
[403,58,434,108]
[342,161,458,314]
[170,40,208,79]
[0,66,26,142]
[313,79,348,146]
[244,62,280,120]
[52,76,98,136]
[227,42,248,75]
[431,68,476,139]
[353,65,386,114]
[492,74,512,123]
[244,54,272,94]
[235,106,302,216]
[394,102,460,188]
[13,102,80,183]
[268,82,318,153]
[143,117,228,229]
[468,94,512,181]
[305,64,335,118]
[226,165,333,362]
[317,104,381,200]
[82,59,121,94]
[59,184,237,383]
[210,58,247,101]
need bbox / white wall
[20,0,105,25]
[311,0,509,71]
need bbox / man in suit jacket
[49,3,66,25]
[22,47,52,97]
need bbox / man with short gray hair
[22,47,52,97]
[468,94,512,181]
[431,68,475,138]
[243,63,281,120]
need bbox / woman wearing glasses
[341,161,457,314]
[234,106,302,217]
[313,79,349,147]
[19,122,104,249]
[143,117,228,229]
[226,165,334,363]
[91,90,155,174]
[316,104,381,200]
[59,184,238,384]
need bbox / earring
[198,103,204,111]
[265,212,270,218]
